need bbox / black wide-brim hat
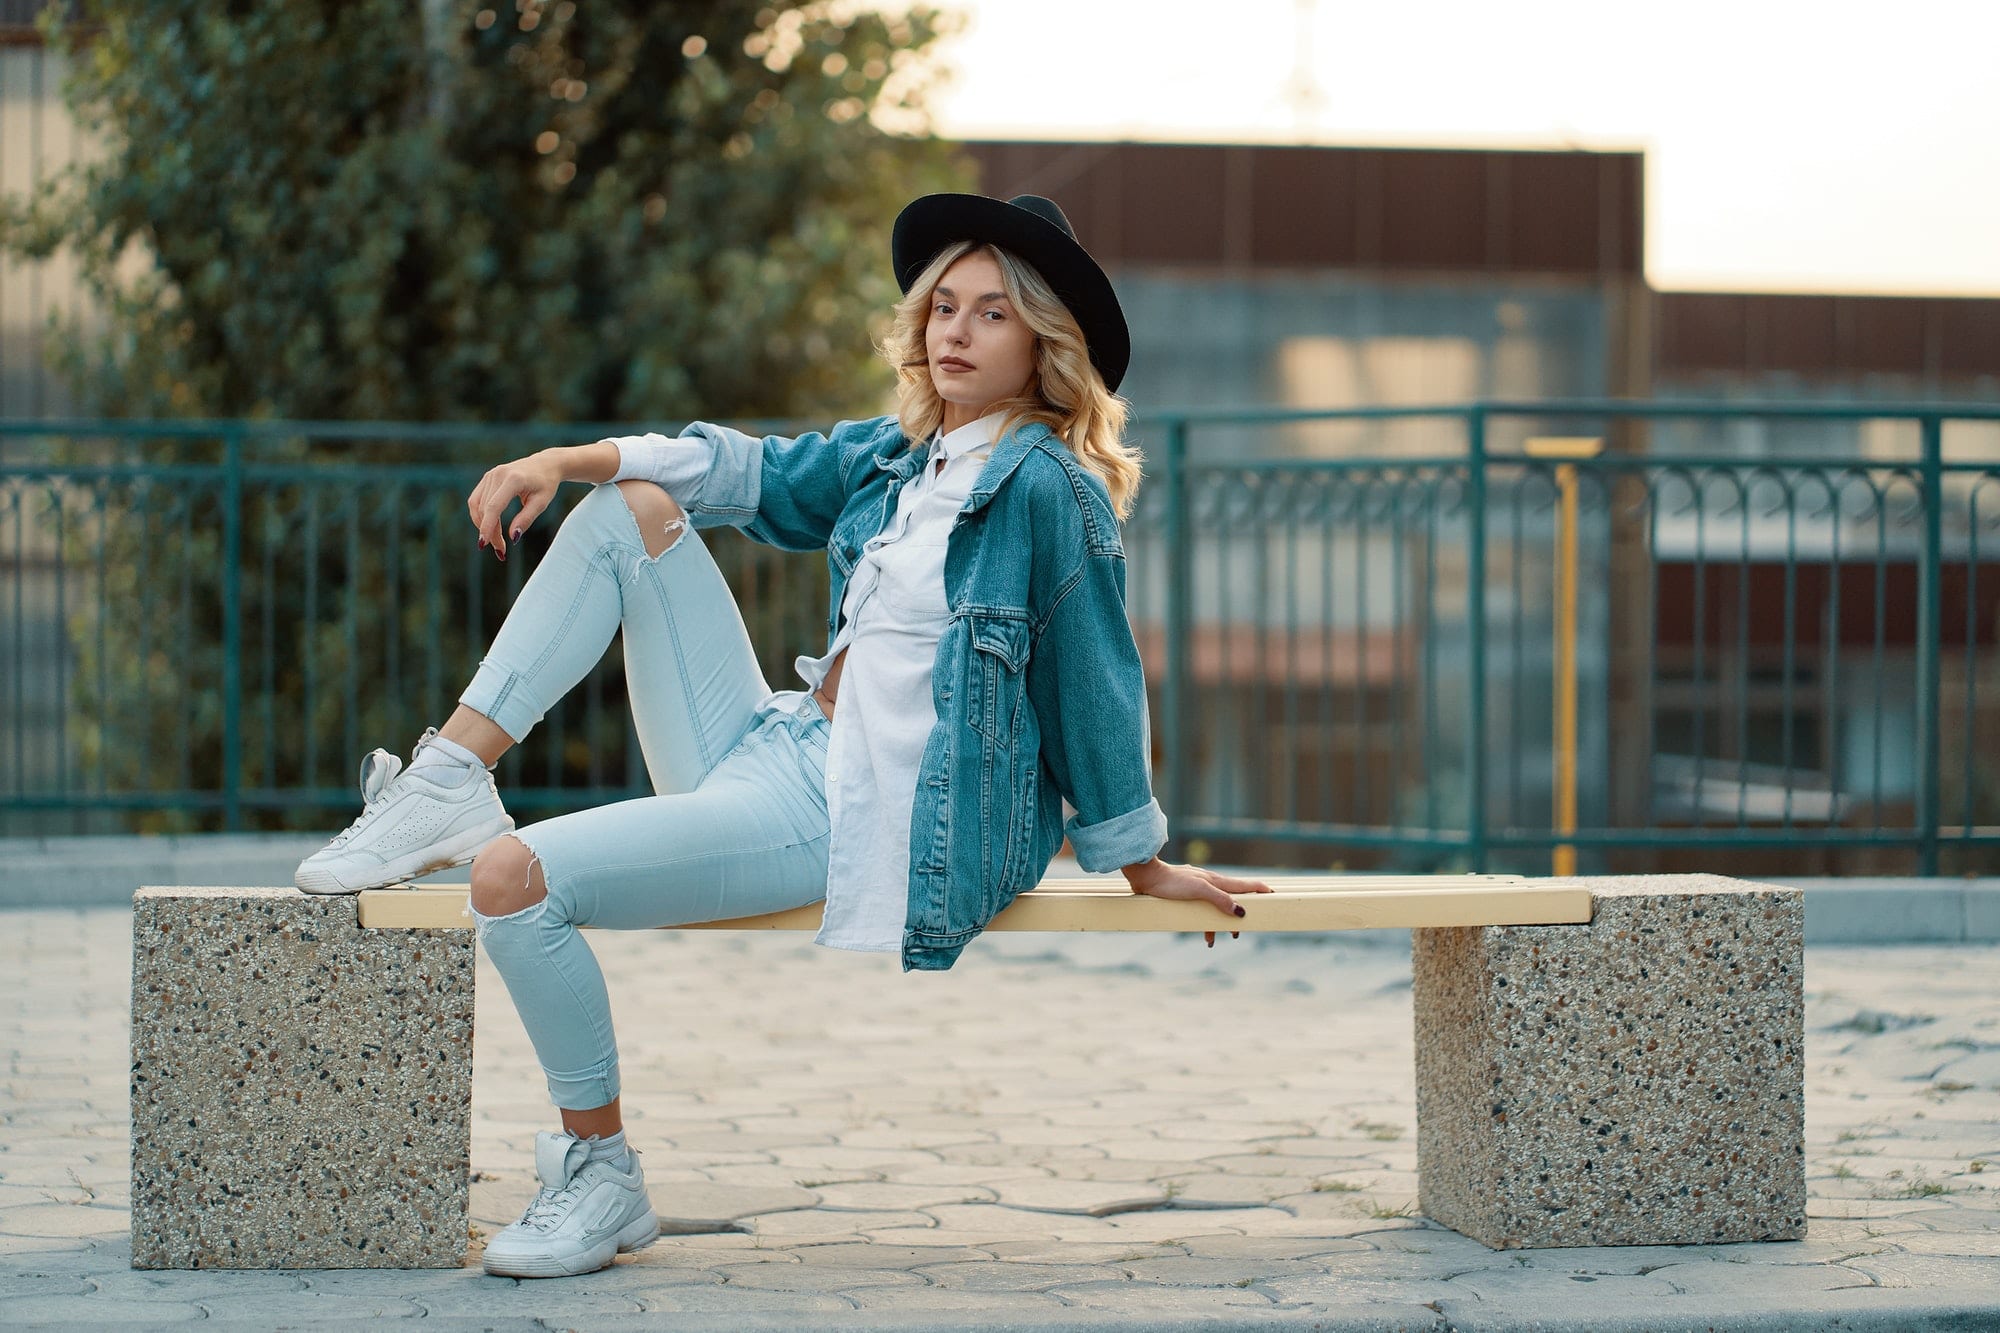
[892,193,1130,394]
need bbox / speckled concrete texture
[129,887,474,1269]
[1412,874,1806,1249]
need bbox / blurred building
[967,140,2000,457]
[969,138,1640,458]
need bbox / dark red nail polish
[1233,904,1246,917]
[510,528,521,542]
[478,537,487,548]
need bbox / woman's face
[926,249,1036,424]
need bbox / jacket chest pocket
[827,523,864,579]
[966,616,1031,742]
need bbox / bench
[351,873,1581,931]
[129,873,1804,1269]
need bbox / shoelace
[517,1179,586,1232]
[326,725,450,847]
[325,750,407,847]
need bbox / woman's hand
[1122,856,1274,947]
[468,450,566,560]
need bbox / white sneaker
[293,728,514,894]
[482,1131,659,1279]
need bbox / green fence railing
[4,401,1998,876]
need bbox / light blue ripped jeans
[461,482,830,1111]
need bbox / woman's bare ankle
[440,706,513,767]
[560,1097,623,1141]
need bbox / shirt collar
[935,410,1007,462]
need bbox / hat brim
[892,193,1129,394]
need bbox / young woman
[295,193,1271,1279]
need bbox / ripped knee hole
[469,840,546,918]
[647,514,688,558]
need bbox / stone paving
[2,904,1997,1329]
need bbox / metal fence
[4,402,1998,876]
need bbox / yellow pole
[1524,438,1602,877]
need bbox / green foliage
[2,1,970,830]
[9,0,968,421]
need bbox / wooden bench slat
[356,874,1592,932]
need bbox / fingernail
[510,527,521,542]
[1233,904,1246,917]
[478,537,487,549]
[1206,937,1215,949]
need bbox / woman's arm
[1027,545,1169,868]
[553,440,622,483]
[467,414,890,558]
[601,418,893,553]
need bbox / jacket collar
[963,418,1059,513]
[873,440,933,482]
[871,416,1056,509]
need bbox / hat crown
[1005,194,1075,240]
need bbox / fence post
[221,428,244,832]
[1916,415,1942,876]
[1466,408,1488,872]
[1163,417,1191,855]
[1524,437,1604,875]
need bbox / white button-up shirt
[793,411,1002,951]
[606,410,1006,953]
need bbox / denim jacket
[675,413,1168,970]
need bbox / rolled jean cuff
[459,660,539,745]
[544,1060,621,1113]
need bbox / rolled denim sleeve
[1067,796,1169,873]
[1027,546,1169,873]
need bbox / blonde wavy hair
[881,240,1141,519]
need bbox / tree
[11,0,966,421]
[2,0,970,830]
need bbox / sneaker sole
[482,1210,659,1279]
[294,814,516,895]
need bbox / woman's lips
[938,358,973,372]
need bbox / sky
[920,0,2000,298]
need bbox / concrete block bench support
[130,887,475,1269]
[1412,874,1806,1248]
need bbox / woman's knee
[612,480,689,558]
[469,835,547,918]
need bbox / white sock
[409,733,484,775]
[585,1130,632,1170]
